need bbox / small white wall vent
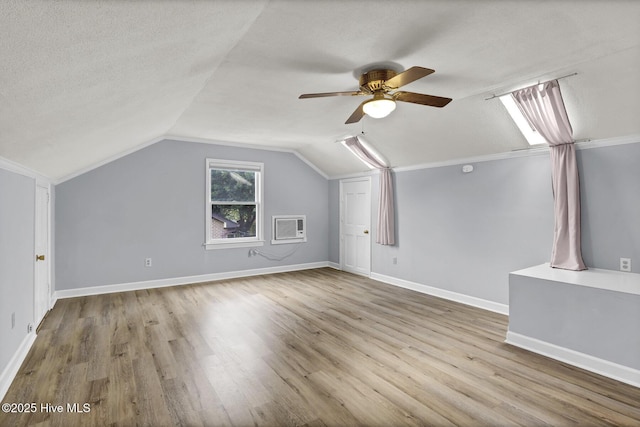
[272,215,306,244]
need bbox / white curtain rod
[485,72,578,101]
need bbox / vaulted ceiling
[2,1,639,181]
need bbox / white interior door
[34,184,50,327]
[340,177,371,276]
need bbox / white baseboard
[370,272,509,315]
[3,262,327,401]
[506,331,640,389]
[54,261,330,300]
[327,261,341,270]
[0,332,37,402]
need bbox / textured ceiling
[1,0,639,181]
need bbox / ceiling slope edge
[165,135,329,180]
[50,132,640,185]
[164,0,271,135]
[54,135,167,184]
[54,134,329,185]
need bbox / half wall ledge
[507,263,640,388]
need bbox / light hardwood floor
[2,268,639,426]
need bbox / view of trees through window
[210,169,257,239]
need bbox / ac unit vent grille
[276,219,297,240]
[272,215,306,244]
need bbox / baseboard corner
[370,272,509,315]
[0,332,37,401]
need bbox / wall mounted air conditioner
[272,215,306,244]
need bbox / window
[205,159,263,249]
[499,94,547,146]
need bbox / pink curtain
[344,136,395,245]
[512,80,586,270]
[376,168,395,245]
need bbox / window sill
[204,240,265,250]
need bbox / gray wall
[53,139,640,298]
[373,154,554,305]
[55,140,328,290]
[0,169,35,371]
[329,141,640,306]
[579,143,640,270]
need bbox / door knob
[36,254,45,261]
[363,230,369,234]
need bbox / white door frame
[34,181,52,328]
[339,176,372,276]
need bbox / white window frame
[205,158,264,250]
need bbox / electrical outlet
[11,312,15,329]
[145,258,152,267]
[392,257,398,265]
[620,258,631,272]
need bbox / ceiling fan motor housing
[359,69,397,92]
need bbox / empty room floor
[2,268,639,426]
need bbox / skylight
[340,135,389,170]
[499,94,547,146]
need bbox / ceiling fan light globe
[363,98,396,119]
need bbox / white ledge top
[510,263,640,296]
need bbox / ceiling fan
[299,66,452,124]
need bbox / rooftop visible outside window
[205,159,264,250]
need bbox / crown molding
[28,132,640,185]
[165,135,329,179]
[0,155,52,183]
[575,133,640,151]
[55,134,329,184]
[389,134,640,175]
[53,135,166,184]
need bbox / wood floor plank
[107,344,137,423]
[131,353,174,426]
[1,268,639,426]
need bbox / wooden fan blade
[393,91,452,108]
[299,91,364,99]
[345,101,366,124]
[384,66,435,89]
